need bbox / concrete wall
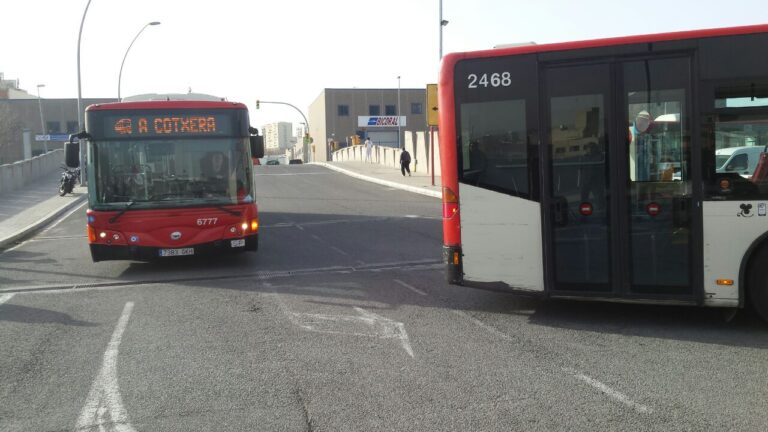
[331,130,441,176]
[0,149,63,195]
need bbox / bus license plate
[231,239,246,248]
[159,248,194,257]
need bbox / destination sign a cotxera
[96,111,239,139]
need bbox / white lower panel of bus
[459,185,544,291]
[703,201,768,307]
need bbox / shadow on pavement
[0,304,97,327]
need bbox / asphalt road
[1,164,767,431]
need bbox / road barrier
[0,149,63,195]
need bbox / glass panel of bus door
[545,64,612,292]
[622,58,692,295]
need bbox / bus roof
[86,100,248,112]
[441,23,768,68]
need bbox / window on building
[369,105,380,116]
[385,105,397,115]
[338,105,349,116]
[66,121,78,133]
[46,121,61,133]
[411,102,423,114]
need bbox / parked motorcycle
[58,165,80,196]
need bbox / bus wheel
[747,246,768,322]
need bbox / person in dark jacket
[400,149,411,176]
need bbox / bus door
[543,57,695,298]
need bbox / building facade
[0,97,114,164]
[308,88,427,162]
[262,122,295,155]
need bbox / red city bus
[67,98,265,262]
[438,24,768,320]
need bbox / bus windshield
[89,137,253,209]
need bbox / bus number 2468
[467,72,512,89]
[467,72,512,88]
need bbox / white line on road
[453,310,514,341]
[330,246,349,256]
[4,200,87,253]
[393,279,427,296]
[570,371,653,414]
[75,302,137,432]
[454,309,653,414]
[39,200,88,235]
[0,293,15,305]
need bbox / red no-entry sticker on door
[646,202,661,216]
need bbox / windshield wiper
[109,200,138,223]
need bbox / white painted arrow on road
[282,302,414,358]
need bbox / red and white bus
[438,24,768,320]
[66,97,264,262]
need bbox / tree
[0,103,23,164]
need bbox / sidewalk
[0,171,87,249]
[315,161,442,199]
[0,161,439,250]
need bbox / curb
[312,162,441,199]
[0,194,87,249]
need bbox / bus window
[459,99,528,196]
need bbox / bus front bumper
[90,234,258,262]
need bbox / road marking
[454,310,653,414]
[330,246,349,256]
[3,200,87,253]
[272,290,414,358]
[254,172,332,176]
[1,260,443,295]
[39,200,88,235]
[75,302,137,432]
[453,310,514,341]
[0,293,15,305]
[570,371,653,414]
[394,279,427,296]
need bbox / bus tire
[747,245,768,322]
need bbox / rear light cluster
[442,187,459,219]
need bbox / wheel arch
[739,230,768,308]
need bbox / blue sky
[3,0,766,126]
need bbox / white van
[715,146,766,177]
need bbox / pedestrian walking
[400,148,411,176]
[365,137,373,162]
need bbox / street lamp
[77,0,93,185]
[118,21,161,101]
[36,84,48,153]
[397,76,401,149]
[439,0,449,59]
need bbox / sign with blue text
[357,116,406,127]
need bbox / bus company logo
[170,231,182,240]
[114,118,133,135]
[367,116,399,126]
[738,203,754,217]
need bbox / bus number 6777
[197,218,218,226]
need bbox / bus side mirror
[65,135,80,168]
[250,135,264,158]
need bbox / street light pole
[118,21,161,101]
[397,76,401,149]
[439,0,448,59]
[36,84,47,154]
[77,0,93,185]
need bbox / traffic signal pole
[255,100,311,163]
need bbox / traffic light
[256,100,260,109]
